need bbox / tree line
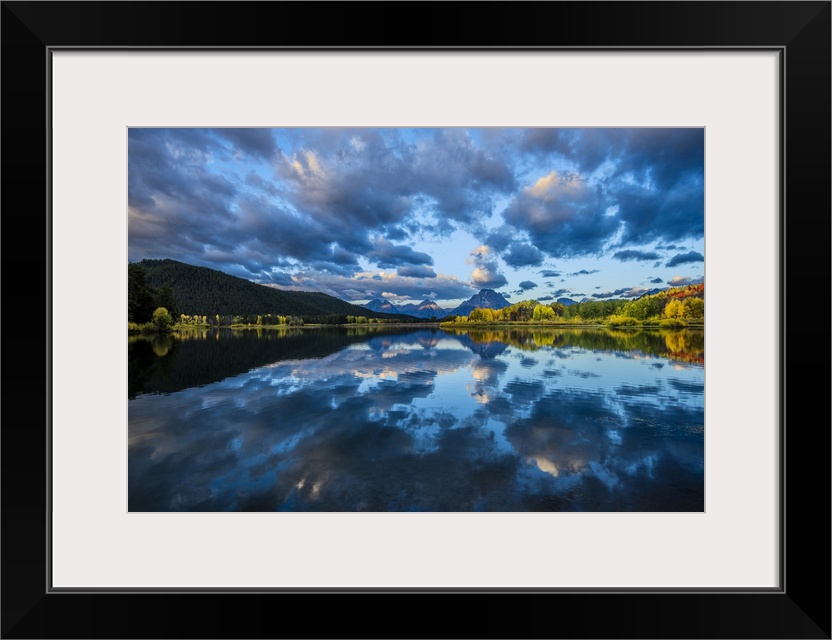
[444,284,704,327]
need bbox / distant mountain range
[362,289,511,319]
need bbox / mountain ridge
[361,289,512,319]
[133,259,418,321]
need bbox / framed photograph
[3,2,829,638]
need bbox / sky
[128,127,704,308]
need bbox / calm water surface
[128,326,704,511]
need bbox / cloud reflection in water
[129,328,703,511]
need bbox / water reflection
[129,327,703,511]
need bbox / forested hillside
[130,259,416,322]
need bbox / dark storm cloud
[397,265,437,278]
[518,281,538,290]
[613,249,661,262]
[520,128,703,193]
[612,174,704,245]
[512,128,704,252]
[502,243,544,268]
[503,172,619,258]
[231,197,367,276]
[665,251,704,268]
[539,270,561,278]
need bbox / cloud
[518,281,538,290]
[483,226,515,252]
[279,270,475,302]
[665,251,704,267]
[128,127,704,304]
[130,128,522,285]
[368,238,434,268]
[468,246,508,289]
[503,171,619,258]
[619,287,650,298]
[592,286,652,300]
[537,295,554,301]
[649,277,664,284]
[381,292,411,302]
[213,128,277,159]
[516,128,704,249]
[503,243,544,268]
[396,265,437,278]
[613,249,661,262]
[568,269,599,277]
[471,265,508,289]
[668,275,704,286]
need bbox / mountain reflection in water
[129,326,703,511]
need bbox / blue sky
[128,128,704,307]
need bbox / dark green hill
[133,259,416,321]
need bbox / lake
[128,326,704,511]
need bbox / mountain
[557,297,577,306]
[363,299,400,314]
[447,289,511,317]
[399,299,450,319]
[133,259,417,321]
[362,298,450,319]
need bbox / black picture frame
[2,2,829,638]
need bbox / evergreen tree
[128,263,156,323]
[155,281,179,320]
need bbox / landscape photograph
[128,127,704,512]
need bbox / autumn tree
[549,302,566,317]
[664,299,684,319]
[682,298,704,322]
[532,304,556,321]
[151,307,173,330]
